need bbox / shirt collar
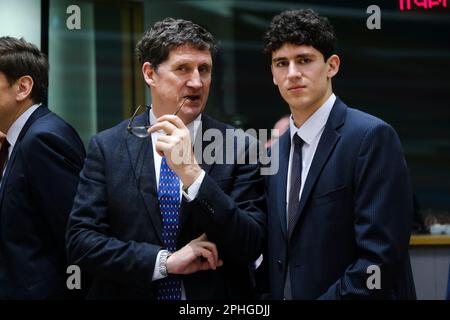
[289,93,336,145]
[6,103,41,150]
[149,106,202,140]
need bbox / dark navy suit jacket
[66,111,266,299]
[263,98,416,299]
[0,105,86,299]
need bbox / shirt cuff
[152,250,168,281]
[182,169,205,202]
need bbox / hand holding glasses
[127,97,188,138]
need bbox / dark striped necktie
[287,134,304,237]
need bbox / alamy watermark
[66,265,81,290]
[366,5,381,30]
[66,264,382,291]
[366,265,381,290]
[164,121,280,176]
[66,5,81,30]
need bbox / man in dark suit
[0,37,86,299]
[66,18,266,299]
[260,9,416,299]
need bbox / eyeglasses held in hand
[127,97,188,138]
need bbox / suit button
[277,260,283,267]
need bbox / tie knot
[293,133,303,147]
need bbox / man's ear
[16,75,33,102]
[326,54,340,79]
[271,65,278,86]
[142,62,156,87]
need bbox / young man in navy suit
[260,9,416,299]
[66,18,266,299]
[0,37,86,299]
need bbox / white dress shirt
[150,108,205,300]
[1,104,40,182]
[286,94,336,225]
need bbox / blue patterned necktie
[157,156,182,300]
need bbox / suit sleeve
[187,136,267,266]
[23,130,85,254]
[318,123,414,299]
[66,135,161,288]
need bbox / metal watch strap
[159,250,171,277]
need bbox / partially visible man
[0,36,86,299]
[66,18,266,299]
[260,10,416,299]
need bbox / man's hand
[148,114,202,188]
[166,233,224,275]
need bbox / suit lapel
[125,109,163,243]
[17,105,50,141]
[0,106,50,209]
[288,98,346,239]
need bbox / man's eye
[199,66,211,74]
[177,66,188,72]
[276,61,288,67]
[299,58,311,64]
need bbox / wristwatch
[159,250,172,277]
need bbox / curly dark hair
[136,18,218,70]
[0,36,49,103]
[263,9,337,61]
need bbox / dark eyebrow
[295,53,314,59]
[199,62,212,68]
[173,62,189,68]
[174,61,212,69]
[272,57,287,63]
[272,53,315,63]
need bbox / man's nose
[187,69,203,89]
[287,62,302,80]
